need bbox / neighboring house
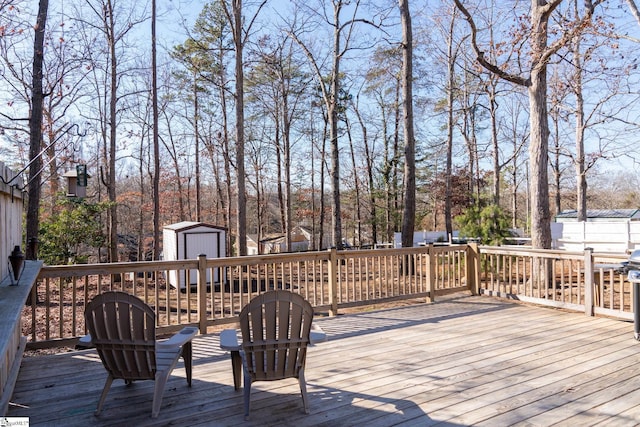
[262,234,286,254]
[552,209,640,253]
[246,225,330,255]
[246,234,260,255]
[291,225,314,251]
[393,230,462,248]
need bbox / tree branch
[626,0,640,26]
[452,0,529,87]
[539,1,604,68]
[286,30,330,110]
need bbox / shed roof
[163,221,227,232]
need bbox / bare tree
[454,0,602,249]
[178,1,233,251]
[500,96,529,229]
[343,112,363,246]
[75,0,147,262]
[26,0,49,260]
[246,34,311,251]
[561,0,635,221]
[361,46,403,244]
[288,0,383,249]
[443,5,457,240]
[222,0,267,256]
[151,0,160,259]
[159,103,188,221]
[350,92,378,246]
[399,0,416,249]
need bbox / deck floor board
[7,294,640,426]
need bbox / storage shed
[555,209,640,222]
[552,209,640,253]
[163,221,227,289]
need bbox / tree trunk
[551,104,562,217]
[217,41,232,254]
[573,35,587,222]
[107,0,118,262]
[319,117,328,250]
[138,131,145,260]
[444,8,455,239]
[233,0,247,256]
[510,124,520,229]
[152,0,160,260]
[329,5,343,249]
[399,0,416,248]
[310,112,317,250]
[282,79,292,252]
[44,114,58,215]
[194,75,202,222]
[528,5,552,249]
[275,116,285,237]
[381,98,393,243]
[392,83,401,235]
[490,87,500,206]
[26,0,49,260]
[352,97,377,246]
[460,69,478,203]
[453,0,599,249]
[161,115,186,220]
[346,118,362,247]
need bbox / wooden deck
[8,293,640,426]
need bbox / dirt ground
[23,296,431,357]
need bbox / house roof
[555,209,640,220]
[261,234,285,244]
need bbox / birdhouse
[63,164,90,198]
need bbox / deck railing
[25,245,470,349]
[478,246,632,320]
[23,244,636,349]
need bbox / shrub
[455,204,512,245]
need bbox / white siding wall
[552,221,640,253]
[163,222,226,288]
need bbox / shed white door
[181,231,220,287]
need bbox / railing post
[584,248,594,316]
[328,248,338,316]
[426,244,434,303]
[197,254,208,333]
[467,243,480,295]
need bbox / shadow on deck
[8,293,640,426]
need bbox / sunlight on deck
[8,293,640,426]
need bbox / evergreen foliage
[455,202,512,245]
[39,196,111,265]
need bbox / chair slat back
[240,290,313,381]
[85,291,157,381]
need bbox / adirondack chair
[239,290,314,419]
[84,291,197,418]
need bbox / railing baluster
[29,246,476,348]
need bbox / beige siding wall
[0,161,24,281]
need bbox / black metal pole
[629,271,640,341]
[635,281,640,340]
